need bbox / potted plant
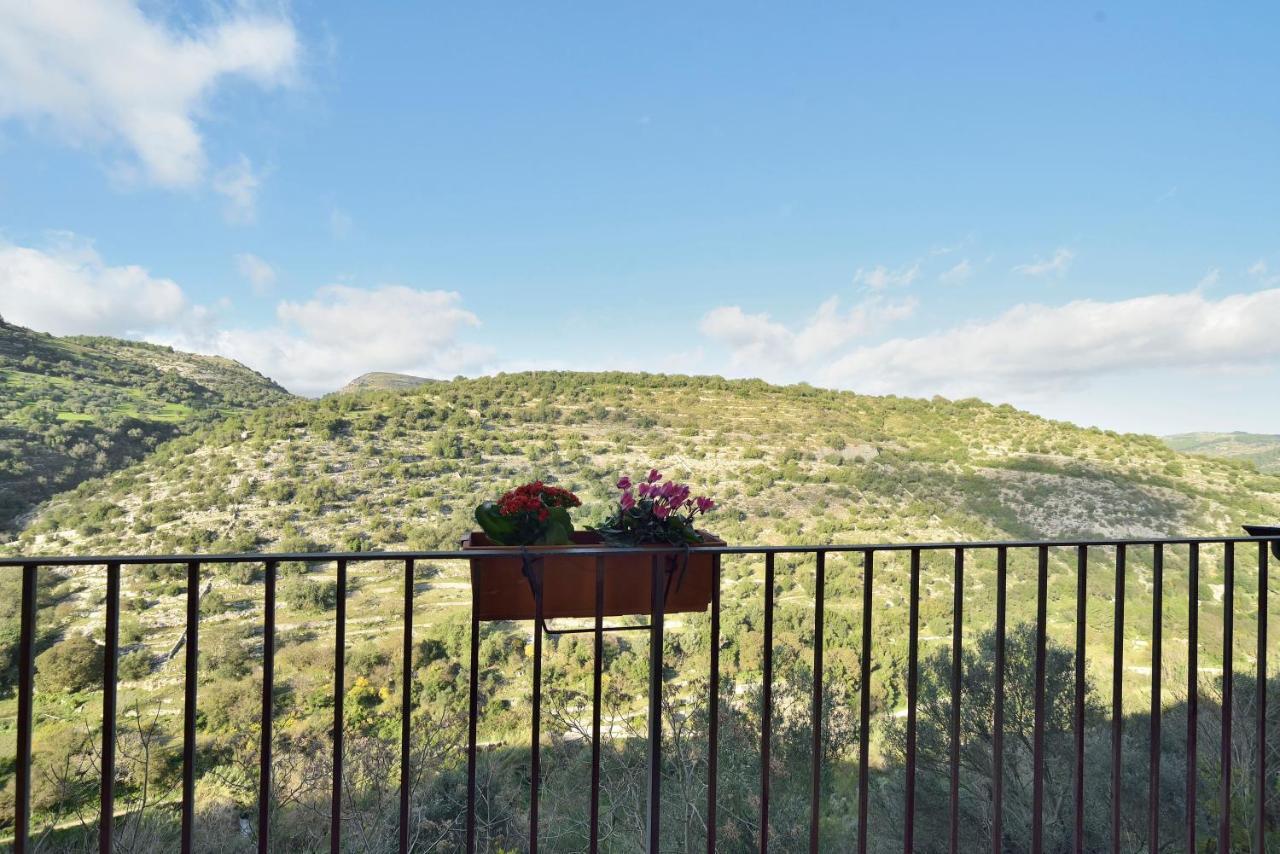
[464,472,722,621]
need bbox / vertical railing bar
[1255,541,1268,853]
[181,560,200,854]
[399,559,414,854]
[1032,546,1048,853]
[949,548,964,854]
[809,550,826,854]
[1073,546,1087,854]
[529,559,543,854]
[589,556,604,853]
[466,603,480,854]
[856,550,873,854]
[904,548,920,854]
[1149,544,1164,852]
[258,559,277,854]
[760,552,775,854]
[706,553,721,854]
[1186,542,1199,854]
[14,564,38,854]
[1219,542,1234,854]
[1111,544,1125,854]
[100,561,121,854]
[646,554,666,853]
[992,546,1007,854]
[330,559,347,854]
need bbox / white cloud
[1012,247,1074,277]
[853,262,920,290]
[202,285,489,395]
[0,237,487,396]
[698,306,793,366]
[213,156,263,224]
[1197,268,1220,288]
[0,237,194,336]
[938,258,973,284]
[235,253,277,296]
[0,1,298,189]
[822,288,1280,398]
[700,296,916,374]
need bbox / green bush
[204,631,251,680]
[36,634,104,693]
[281,578,337,612]
[118,649,152,680]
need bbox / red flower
[496,481,581,517]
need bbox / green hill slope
[0,320,295,532]
[1165,431,1280,473]
[13,371,1277,558]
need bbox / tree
[36,634,104,693]
[119,650,152,681]
[880,623,1107,852]
[281,577,337,612]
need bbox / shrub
[219,562,261,585]
[281,578,337,612]
[200,588,231,615]
[204,631,251,680]
[118,650,151,680]
[36,634,104,693]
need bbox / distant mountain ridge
[1163,431,1280,473]
[0,319,295,531]
[338,371,434,393]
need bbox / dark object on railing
[462,530,726,620]
[4,531,1279,854]
[1243,524,1280,558]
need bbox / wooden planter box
[464,531,725,621]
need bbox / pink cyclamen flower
[647,468,662,483]
[620,491,636,510]
[653,503,671,519]
[617,476,632,491]
[695,497,715,513]
[637,482,651,497]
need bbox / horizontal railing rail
[3,532,1278,853]
[4,532,1280,566]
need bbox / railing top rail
[0,533,1277,566]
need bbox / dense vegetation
[1165,431,1280,474]
[0,320,294,532]
[2,364,1279,850]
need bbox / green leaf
[540,506,574,545]
[475,501,518,545]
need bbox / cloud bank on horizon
[5,235,1279,416]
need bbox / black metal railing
[2,532,1278,853]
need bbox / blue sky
[1,2,1278,434]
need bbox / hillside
[4,372,1280,849]
[12,372,1277,558]
[337,371,434,393]
[1165,431,1280,473]
[0,320,294,532]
